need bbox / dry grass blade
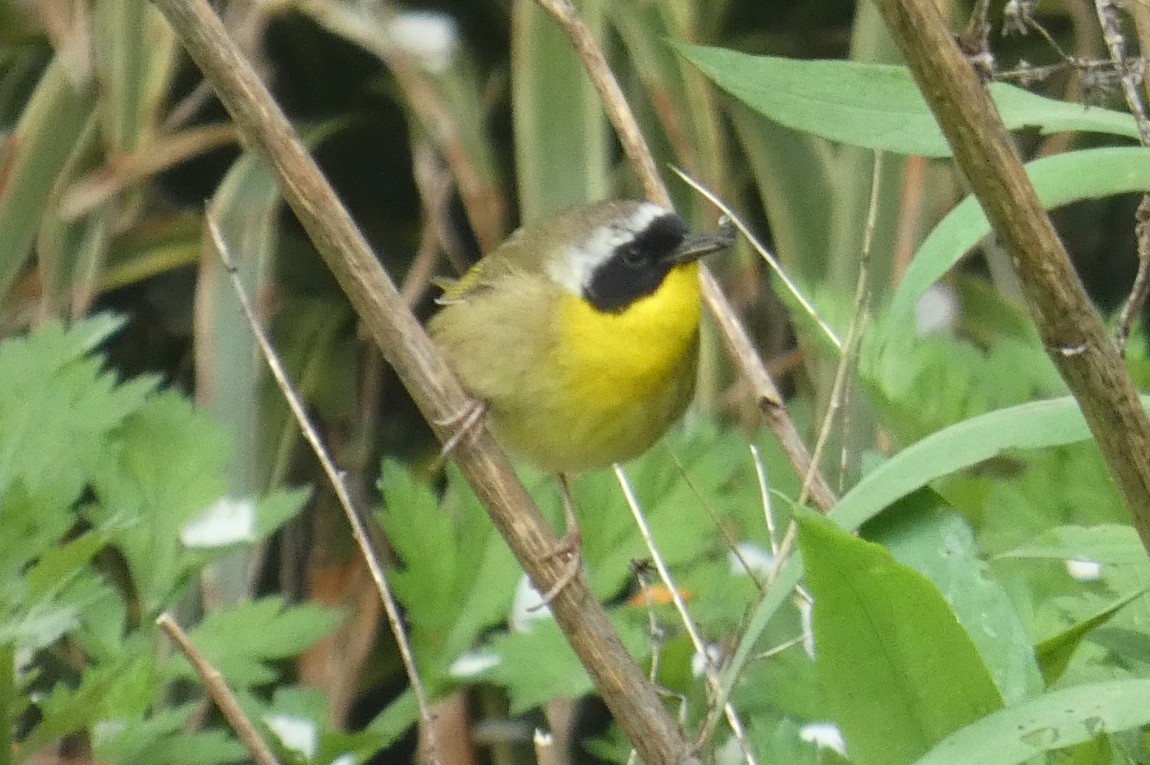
[205,217,442,763]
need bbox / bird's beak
[671,215,736,264]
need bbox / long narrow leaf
[675,45,1138,157]
[887,147,1150,326]
[0,58,95,304]
[912,679,1150,765]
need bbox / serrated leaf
[90,391,230,610]
[676,45,1138,157]
[182,597,340,689]
[377,461,519,673]
[92,704,249,765]
[24,531,107,598]
[27,653,156,750]
[0,316,155,512]
[797,510,1003,765]
[483,616,649,714]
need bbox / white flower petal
[265,714,318,758]
[180,496,256,548]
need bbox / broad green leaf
[912,679,1150,765]
[721,396,1142,717]
[888,147,1150,327]
[798,510,1002,765]
[834,397,1111,532]
[675,45,1138,157]
[870,498,1043,703]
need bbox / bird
[429,199,733,474]
[428,199,733,599]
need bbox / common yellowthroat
[429,200,733,474]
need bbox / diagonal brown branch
[870,0,1150,552]
[148,0,699,761]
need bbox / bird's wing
[434,230,538,305]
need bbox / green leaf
[675,45,1138,157]
[27,653,156,750]
[181,597,341,689]
[1036,590,1147,685]
[797,510,1003,765]
[833,396,1114,532]
[362,689,420,755]
[912,679,1150,765]
[887,147,1150,327]
[0,315,154,513]
[24,531,107,598]
[92,704,249,765]
[869,497,1044,703]
[997,524,1150,566]
[377,461,519,673]
[482,615,650,714]
[512,0,609,219]
[0,56,97,303]
[720,396,1123,718]
[90,391,231,610]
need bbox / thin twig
[1094,0,1150,353]
[156,613,283,765]
[674,168,842,352]
[801,152,881,503]
[612,465,758,765]
[204,217,441,765]
[749,444,778,555]
[1118,198,1150,353]
[627,561,665,765]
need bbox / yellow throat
[498,259,702,473]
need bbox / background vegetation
[3,0,1150,763]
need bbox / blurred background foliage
[3,0,1150,762]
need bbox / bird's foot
[432,399,488,469]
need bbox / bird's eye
[620,245,646,268]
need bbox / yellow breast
[557,261,702,406]
[487,260,701,473]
